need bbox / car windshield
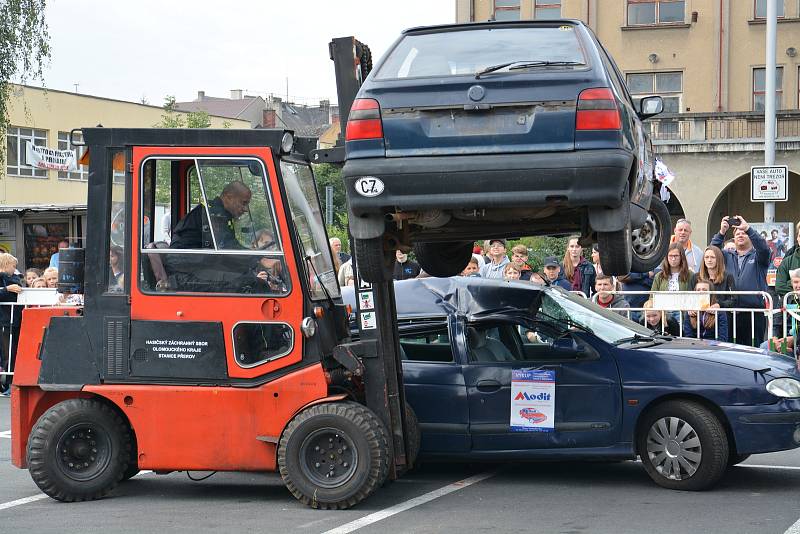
[281,160,340,300]
[375,26,587,80]
[538,288,654,344]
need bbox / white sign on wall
[751,165,788,202]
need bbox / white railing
[783,291,800,342]
[590,290,773,346]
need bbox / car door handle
[476,379,501,392]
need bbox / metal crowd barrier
[590,290,773,346]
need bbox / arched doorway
[707,170,800,242]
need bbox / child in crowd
[24,268,42,287]
[683,280,728,341]
[502,263,521,281]
[642,299,681,336]
[43,267,58,289]
[762,268,800,355]
[30,278,47,288]
[461,256,480,277]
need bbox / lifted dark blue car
[343,278,800,491]
[342,20,671,281]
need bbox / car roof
[343,277,544,320]
[402,19,586,35]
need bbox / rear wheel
[278,401,390,509]
[413,241,473,278]
[598,221,633,276]
[354,237,393,283]
[637,400,728,491]
[630,197,670,273]
[27,398,131,501]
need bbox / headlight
[281,132,294,154]
[766,378,800,398]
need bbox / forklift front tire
[27,398,131,501]
[278,401,390,509]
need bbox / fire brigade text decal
[145,339,210,360]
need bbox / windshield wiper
[475,60,584,79]
[613,334,657,346]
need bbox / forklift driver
[162,182,284,294]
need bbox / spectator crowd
[331,215,800,355]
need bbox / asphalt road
[2,396,800,534]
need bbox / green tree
[0,0,50,172]
[186,110,211,129]
[155,95,184,128]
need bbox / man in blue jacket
[710,215,771,347]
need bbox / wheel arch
[632,393,738,457]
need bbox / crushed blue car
[343,277,800,491]
[342,20,671,281]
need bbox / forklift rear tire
[278,401,390,509]
[404,404,421,469]
[121,434,140,481]
[413,241,474,278]
[27,398,131,501]
[354,237,393,283]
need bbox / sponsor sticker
[360,311,377,330]
[510,369,555,432]
[359,291,375,311]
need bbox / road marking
[786,518,800,534]
[322,470,497,534]
[0,471,152,512]
[0,430,10,439]
[738,464,800,471]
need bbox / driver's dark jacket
[170,197,243,250]
[165,198,271,293]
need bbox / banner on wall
[25,141,76,171]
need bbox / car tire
[404,403,421,468]
[630,197,671,273]
[637,400,728,491]
[27,398,131,501]
[597,221,633,276]
[413,241,473,278]
[278,401,390,509]
[354,237,392,283]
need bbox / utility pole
[764,0,777,224]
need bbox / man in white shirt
[672,219,703,273]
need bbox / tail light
[346,98,383,141]
[576,88,621,130]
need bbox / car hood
[636,337,800,378]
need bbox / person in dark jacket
[595,275,631,317]
[643,299,681,336]
[542,256,572,290]
[170,182,251,250]
[710,215,771,346]
[0,253,23,394]
[393,250,421,280]
[618,271,653,322]
[696,245,736,341]
[776,222,800,298]
[561,236,595,297]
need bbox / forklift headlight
[301,317,317,338]
[281,132,295,154]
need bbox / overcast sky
[36,0,453,108]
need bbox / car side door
[462,318,622,452]
[400,316,470,453]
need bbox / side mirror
[638,96,664,119]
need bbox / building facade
[456,0,799,245]
[1,85,250,271]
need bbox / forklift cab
[78,128,345,384]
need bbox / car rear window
[375,26,587,80]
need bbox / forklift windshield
[281,160,340,300]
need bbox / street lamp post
[764,0,777,224]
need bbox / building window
[754,0,784,19]
[753,66,784,111]
[627,0,685,25]
[626,71,683,113]
[534,0,561,19]
[57,131,88,181]
[5,126,48,178]
[494,0,520,20]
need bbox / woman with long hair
[651,243,693,292]
[683,280,729,341]
[698,245,736,309]
[562,236,595,297]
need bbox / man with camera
[710,215,771,347]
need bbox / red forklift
[10,118,417,510]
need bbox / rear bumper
[723,400,800,454]
[343,149,634,216]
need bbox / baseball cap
[543,256,559,268]
[488,238,507,247]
